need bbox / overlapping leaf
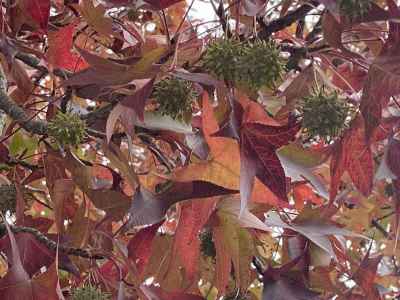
[330,116,374,201]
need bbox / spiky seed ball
[300,86,351,142]
[71,286,111,300]
[202,39,245,82]
[48,112,86,147]
[152,77,197,122]
[338,0,373,19]
[237,40,285,90]
[199,229,216,258]
[0,184,16,214]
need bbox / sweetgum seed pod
[152,77,197,123]
[71,286,111,300]
[202,39,245,82]
[237,40,285,90]
[48,112,86,147]
[300,86,351,142]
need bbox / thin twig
[0,222,108,259]
[258,1,320,39]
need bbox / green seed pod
[71,286,111,300]
[300,86,352,142]
[152,77,197,123]
[48,112,86,147]
[199,229,216,258]
[338,0,373,19]
[202,39,245,82]
[0,184,16,214]
[237,40,285,90]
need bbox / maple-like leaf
[127,221,163,278]
[212,208,256,294]
[143,0,184,10]
[240,121,301,209]
[68,47,164,85]
[47,22,88,72]
[261,245,321,300]
[330,115,374,201]
[27,0,50,31]
[0,232,55,277]
[264,210,364,259]
[172,199,216,281]
[0,223,64,300]
[263,273,321,300]
[173,94,282,207]
[79,0,122,39]
[332,62,367,93]
[62,151,131,220]
[106,78,155,142]
[140,285,204,300]
[360,4,400,140]
[353,248,383,300]
[129,181,234,227]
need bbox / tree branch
[258,1,320,39]
[0,222,107,259]
[0,65,48,135]
[15,52,72,79]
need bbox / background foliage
[0,0,399,299]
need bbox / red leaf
[240,121,301,203]
[0,223,63,299]
[293,183,323,211]
[0,232,55,277]
[173,199,216,280]
[27,0,50,31]
[47,22,88,72]
[387,138,400,178]
[353,250,383,299]
[212,224,232,298]
[120,78,155,121]
[332,63,367,92]
[129,181,235,227]
[127,221,163,277]
[143,0,184,10]
[141,285,205,300]
[360,15,400,140]
[330,116,374,201]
